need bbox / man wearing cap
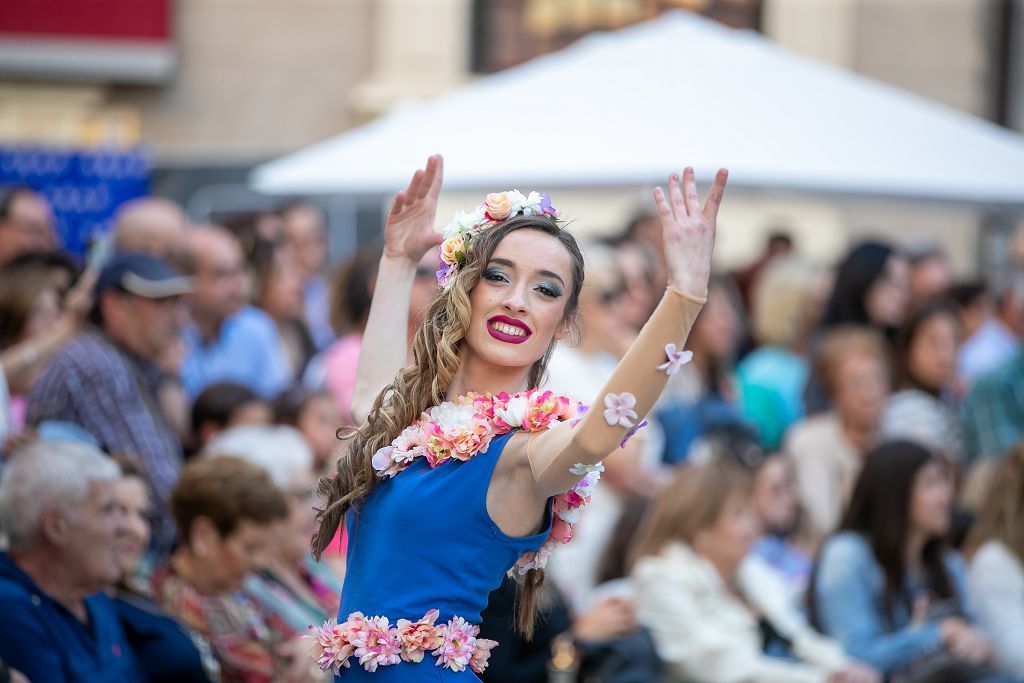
[26,252,192,552]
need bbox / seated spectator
[315,243,379,425]
[189,381,272,454]
[751,451,813,596]
[820,241,910,336]
[881,301,964,460]
[177,225,291,400]
[950,282,991,360]
[731,231,794,311]
[806,242,908,413]
[27,252,192,552]
[906,242,953,309]
[316,244,437,426]
[0,440,140,682]
[786,328,888,539]
[965,442,1024,677]
[0,185,58,264]
[736,256,824,450]
[251,239,315,382]
[656,275,748,464]
[152,456,309,683]
[962,346,1024,463]
[113,198,188,260]
[202,425,342,628]
[281,200,334,350]
[605,227,663,330]
[811,441,999,679]
[110,459,214,682]
[272,386,341,473]
[630,459,877,683]
[959,268,1023,385]
[0,257,73,430]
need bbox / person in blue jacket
[0,439,140,683]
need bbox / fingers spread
[392,190,409,213]
[667,172,685,218]
[702,168,729,220]
[652,186,673,220]
[407,169,425,198]
[427,154,444,197]
[682,167,700,216]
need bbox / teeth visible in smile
[490,321,527,337]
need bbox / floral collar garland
[370,389,602,575]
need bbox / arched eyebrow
[489,257,566,287]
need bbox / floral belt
[307,609,497,674]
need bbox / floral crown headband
[435,190,559,290]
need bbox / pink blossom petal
[656,343,693,376]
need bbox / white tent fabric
[252,11,1024,206]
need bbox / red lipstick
[486,315,532,345]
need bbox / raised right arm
[350,155,444,423]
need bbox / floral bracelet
[307,609,497,674]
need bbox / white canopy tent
[251,11,1024,207]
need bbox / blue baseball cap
[95,251,194,299]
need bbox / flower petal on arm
[655,343,693,376]
[603,391,638,428]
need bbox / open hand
[652,166,728,300]
[383,154,444,263]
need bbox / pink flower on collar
[603,392,638,428]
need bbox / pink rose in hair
[484,192,514,221]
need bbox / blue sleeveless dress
[337,430,552,681]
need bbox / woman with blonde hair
[785,326,889,540]
[307,156,727,679]
[965,443,1024,676]
[629,459,877,683]
[736,255,825,450]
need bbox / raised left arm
[526,167,727,497]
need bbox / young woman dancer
[308,155,728,679]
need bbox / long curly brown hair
[312,215,585,638]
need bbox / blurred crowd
[1,183,1024,683]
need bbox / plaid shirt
[27,328,183,548]
[963,348,1024,462]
